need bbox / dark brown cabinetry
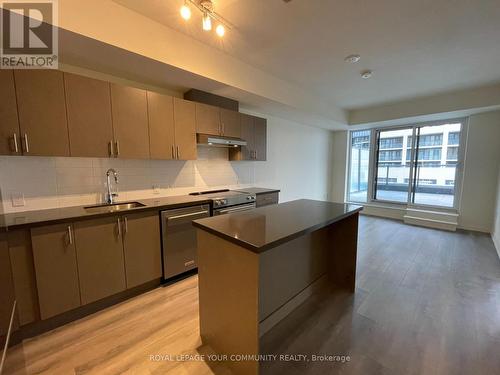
[0,70,21,155]
[147,91,176,160]
[14,70,70,156]
[148,93,197,160]
[0,233,17,336]
[256,192,279,207]
[122,211,162,288]
[31,224,81,319]
[220,108,241,138]
[7,230,39,326]
[110,84,150,159]
[74,216,126,305]
[173,98,198,160]
[229,114,267,161]
[64,73,114,158]
[195,102,221,136]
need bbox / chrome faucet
[105,168,119,204]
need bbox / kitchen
[2,1,500,375]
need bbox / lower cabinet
[31,224,81,319]
[122,211,162,288]
[74,216,126,305]
[0,233,17,336]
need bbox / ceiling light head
[361,70,373,79]
[202,12,212,31]
[180,3,191,20]
[216,24,225,37]
[344,54,361,63]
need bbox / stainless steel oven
[161,204,210,280]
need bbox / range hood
[197,133,247,148]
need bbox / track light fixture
[179,0,232,37]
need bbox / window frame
[346,117,468,212]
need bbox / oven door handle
[217,203,256,214]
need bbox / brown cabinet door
[31,224,81,319]
[253,117,267,161]
[8,230,39,325]
[147,91,175,160]
[74,216,126,305]
[110,84,150,159]
[14,70,70,156]
[229,113,254,161]
[195,102,220,135]
[174,98,197,160]
[0,70,21,156]
[122,212,162,288]
[64,73,114,158]
[220,109,241,138]
[0,233,18,335]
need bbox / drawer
[256,192,279,207]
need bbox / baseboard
[403,215,457,231]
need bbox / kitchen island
[193,199,362,375]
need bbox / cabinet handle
[23,134,29,153]
[67,225,73,245]
[176,146,180,160]
[124,216,128,234]
[109,141,114,157]
[117,217,122,237]
[12,133,19,153]
[221,122,224,135]
[255,150,258,160]
[115,140,120,157]
[171,145,175,159]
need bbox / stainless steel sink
[84,201,146,214]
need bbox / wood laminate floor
[4,216,500,375]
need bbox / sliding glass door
[368,119,465,209]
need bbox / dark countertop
[0,195,212,231]
[235,187,280,195]
[192,199,362,253]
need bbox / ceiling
[113,0,500,110]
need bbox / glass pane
[348,130,370,202]
[374,128,413,202]
[412,123,462,207]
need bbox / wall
[459,111,500,232]
[332,110,500,233]
[330,131,348,203]
[493,164,500,258]
[0,112,332,214]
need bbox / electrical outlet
[11,192,25,207]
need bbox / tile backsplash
[0,147,256,213]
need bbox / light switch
[11,192,25,207]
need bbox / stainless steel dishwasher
[161,204,210,280]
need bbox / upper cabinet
[195,102,221,136]
[147,91,176,160]
[174,98,197,160]
[110,84,150,159]
[0,70,21,156]
[220,108,241,138]
[64,73,114,158]
[0,69,265,162]
[229,114,267,161]
[14,70,70,156]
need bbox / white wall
[330,131,348,203]
[491,163,500,257]
[0,113,332,214]
[459,111,500,232]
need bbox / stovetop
[189,189,256,208]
